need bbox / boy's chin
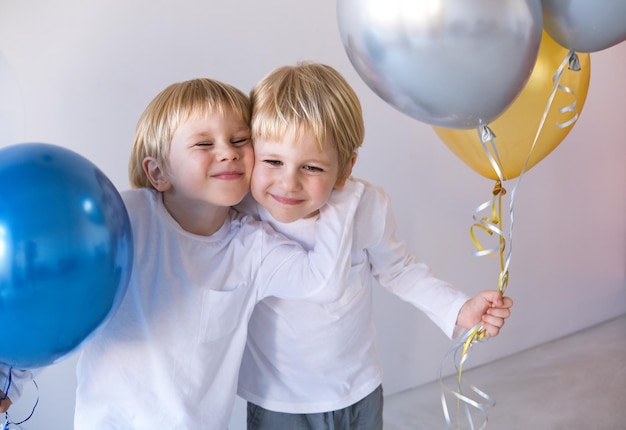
[265,209,303,224]
[221,191,249,207]
[268,208,319,224]
[270,214,299,224]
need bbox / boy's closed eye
[262,159,283,167]
[260,160,325,173]
[232,137,251,147]
[303,165,324,173]
[194,137,250,148]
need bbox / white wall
[1,1,625,429]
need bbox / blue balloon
[0,143,133,368]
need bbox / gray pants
[246,385,383,430]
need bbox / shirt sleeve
[255,179,364,303]
[0,365,39,405]
[365,186,470,338]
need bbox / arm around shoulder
[258,179,364,303]
[0,394,11,413]
[304,179,365,302]
[0,365,39,412]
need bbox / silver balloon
[337,0,543,129]
[543,0,626,53]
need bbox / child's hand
[456,290,513,337]
[0,392,12,413]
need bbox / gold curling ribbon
[439,50,582,430]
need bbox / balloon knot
[492,181,506,196]
[568,52,581,72]
[479,125,496,143]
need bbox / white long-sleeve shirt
[237,177,470,413]
[2,181,364,430]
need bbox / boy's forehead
[254,122,312,140]
[256,126,336,153]
[187,104,224,118]
[189,100,249,117]
[178,107,249,132]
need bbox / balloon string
[517,49,580,180]
[439,49,582,430]
[439,326,495,430]
[2,369,39,430]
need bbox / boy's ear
[334,153,358,189]
[143,157,171,191]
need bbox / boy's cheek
[250,167,269,187]
[249,180,264,203]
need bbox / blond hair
[128,78,250,189]
[250,62,364,178]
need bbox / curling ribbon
[439,50,581,430]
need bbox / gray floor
[383,314,626,430]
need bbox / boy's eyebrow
[188,128,250,140]
[185,131,216,143]
[255,151,332,166]
[189,131,212,139]
[254,150,280,158]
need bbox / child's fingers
[482,312,506,327]
[0,396,12,413]
[501,296,513,307]
[481,316,506,337]
[487,306,511,318]
[490,295,513,309]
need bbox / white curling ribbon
[438,324,495,430]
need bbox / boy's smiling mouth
[212,170,244,180]
[270,193,304,205]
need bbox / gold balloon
[433,32,590,180]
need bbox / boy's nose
[280,171,301,191]
[217,144,240,161]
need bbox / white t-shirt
[1,181,363,430]
[237,177,470,413]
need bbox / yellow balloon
[433,31,590,180]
